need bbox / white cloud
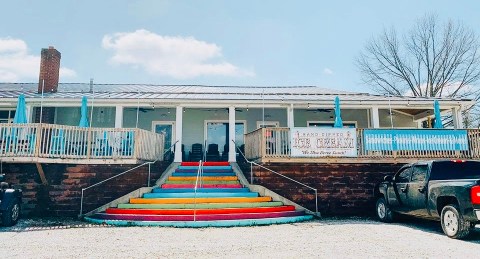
[323,68,333,75]
[0,37,76,82]
[102,29,254,79]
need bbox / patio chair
[121,131,134,157]
[206,143,220,162]
[50,129,66,155]
[221,144,229,161]
[95,131,112,157]
[189,143,203,162]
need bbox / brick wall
[38,46,61,94]
[2,162,170,217]
[239,162,405,216]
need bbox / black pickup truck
[375,160,480,239]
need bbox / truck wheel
[376,197,394,223]
[1,200,21,227]
[440,204,471,239]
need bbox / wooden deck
[0,123,165,164]
[245,128,480,164]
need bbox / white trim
[115,105,124,128]
[174,106,183,162]
[228,106,236,162]
[371,107,379,128]
[256,121,280,128]
[307,120,358,127]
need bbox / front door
[388,166,411,213]
[205,121,245,161]
[153,121,175,160]
[404,164,429,217]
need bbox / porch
[244,128,480,163]
[0,123,165,164]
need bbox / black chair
[237,144,246,163]
[221,144,229,161]
[206,143,220,162]
[181,144,186,162]
[189,143,203,161]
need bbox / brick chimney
[38,46,61,93]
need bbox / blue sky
[0,0,479,93]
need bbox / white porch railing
[245,127,480,161]
[0,123,165,162]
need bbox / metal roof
[0,83,472,104]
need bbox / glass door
[153,121,175,160]
[205,121,245,161]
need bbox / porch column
[228,106,236,162]
[371,107,380,128]
[174,106,183,162]
[287,104,294,129]
[115,105,123,128]
[26,104,33,123]
[452,107,463,129]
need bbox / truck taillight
[471,186,480,205]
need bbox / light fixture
[307,103,310,108]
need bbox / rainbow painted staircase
[84,162,313,227]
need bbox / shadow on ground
[2,216,480,243]
[318,216,480,243]
[0,217,109,233]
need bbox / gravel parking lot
[0,217,479,258]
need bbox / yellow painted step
[168,176,238,181]
[129,196,272,204]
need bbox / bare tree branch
[356,14,480,127]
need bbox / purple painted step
[91,210,304,221]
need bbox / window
[0,110,16,123]
[395,167,411,183]
[430,161,480,180]
[411,165,428,182]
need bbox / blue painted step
[152,187,250,193]
[172,172,236,177]
[178,168,232,171]
[143,192,259,198]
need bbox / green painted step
[164,180,240,184]
[117,201,284,209]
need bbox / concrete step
[117,201,285,209]
[129,196,272,204]
[143,192,259,198]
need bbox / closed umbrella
[433,100,443,129]
[333,96,343,128]
[79,96,89,127]
[13,94,27,123]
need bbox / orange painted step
[181,162,230,166]
[129,196,272,204]
[106,205,295,215]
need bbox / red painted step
[106,206,295,215]
[181,162,230,166]
[161,184,243,189]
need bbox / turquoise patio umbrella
[79,96,89,127]
[333,96,343,128]
[13,94,27,123]
[433,100,443,129]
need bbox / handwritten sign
[291,127,357,157]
